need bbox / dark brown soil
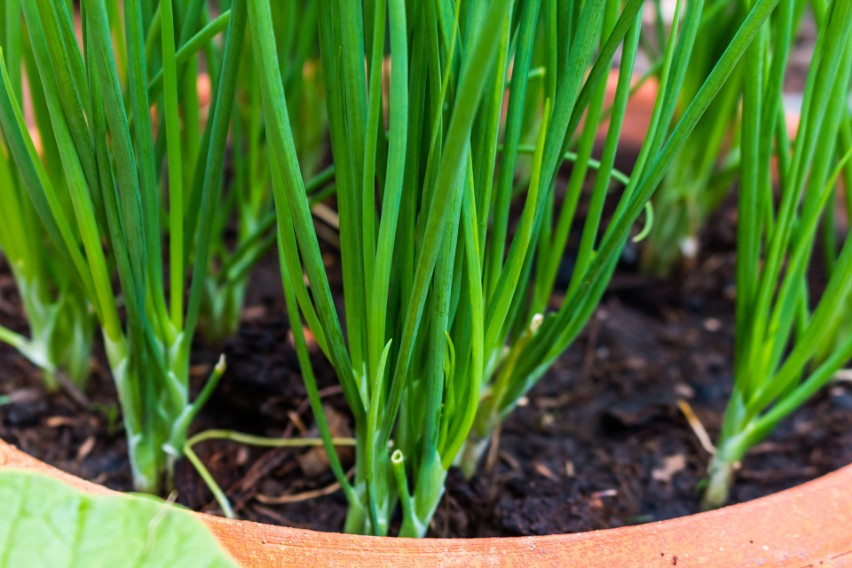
[2,193,850,538]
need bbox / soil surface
[2,193,850,537]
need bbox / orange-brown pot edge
[1,439,850,567]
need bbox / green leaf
[0,471,236,567]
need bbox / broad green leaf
[0,471,236,567]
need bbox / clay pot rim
[1,439,850,567]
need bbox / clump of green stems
[0,0,248,492]
[818,103,852,364]
[641,0,748,276]
[0,1,94,393]
[245,0,779,537]
[198,1,331,344]
[703,0,852,509]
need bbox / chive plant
[817,18,852,369]
[703,0,852,509]
[819,115,852,365]
[198,1,330,344]
[247,0,780,536]
[0,8,95,393]
[640,0,746,276]
[0,0,246,492]
[137,1,325,346]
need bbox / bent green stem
[184,429,356,519]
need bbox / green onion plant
[198,1,330,344]
[0,1,95,392]
[3,0,827,537]
[818,83,852,366]
[0,0,245,493]
[248,0,780,536]
[640,0,747,276]
[703,0,852,509]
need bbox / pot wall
[1,440,849,567]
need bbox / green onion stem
[184,430,356,520]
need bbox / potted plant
[0,0,849,565]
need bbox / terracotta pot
[1,439,850,567]
[5,70,827,567]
